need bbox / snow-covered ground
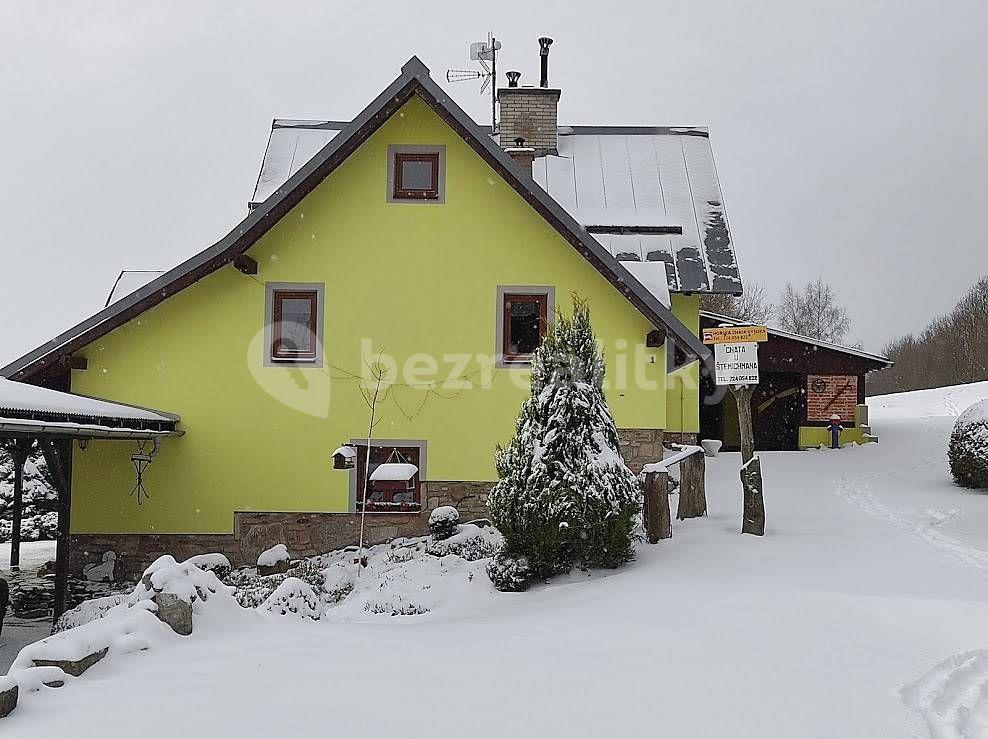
[5,382,988,737]
[0,540,55,571]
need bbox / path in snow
[903,650,988,739]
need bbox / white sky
[1,0,985,364]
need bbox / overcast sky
[1,0,985,365]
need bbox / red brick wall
[806,375,858,423]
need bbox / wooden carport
[0,379,181,620]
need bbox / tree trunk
[731,385,765,535]
[677,452,706,519]
[643,470,671,543]
[740,455,766,536]
[732,385,756,464]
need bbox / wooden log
[643,470,671,543]
[731,385,756,465]
[677,451,707,519]
[741,455,766,536]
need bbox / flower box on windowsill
[356,500,423,514]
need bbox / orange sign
[702,326,769,344]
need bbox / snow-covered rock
[257,544,291,575]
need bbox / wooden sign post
[705,326,768,536]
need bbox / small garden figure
[827,414,844,449]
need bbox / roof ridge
[1,55,710,380]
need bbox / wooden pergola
[0,379,181,620]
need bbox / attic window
[388,146,445,203]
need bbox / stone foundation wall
[69,480,495,581]
[617,428,664,473]
[663,432,698,447]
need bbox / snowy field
[0,540,55,571]
[5,382,988,737]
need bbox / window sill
[496,356,535,368]
[268,356,320,365]
[356,502,423,514]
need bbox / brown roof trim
[2,56,708,382]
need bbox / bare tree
[869,276,988,395]
[700,282,774,324]
[776,278,850,343]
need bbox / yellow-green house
[1,57,743,579]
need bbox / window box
[352,442,424,513]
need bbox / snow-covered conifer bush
[0,442,58,543]
[486,553,533,592]
[949,400,988,489]
[428,505,460,540]
[487,298,641,589]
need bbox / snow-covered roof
[250,121,740,297]
[699,311,892,365]
[251,120,346,206]
[369,463,418,482]
[0,378,179,424]
[1,57,710,382]
[106,270,165,307]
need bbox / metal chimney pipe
[506,70,521,88]
[538,37,553,87]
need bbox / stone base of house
[662,432,698,447]
[68,480,493,581]
[617,428,664,473]
[69,432,665,582]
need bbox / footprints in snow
[833,479,988,570]
[903,649,988,738]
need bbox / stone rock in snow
[33,647,108,677]
[257,544,291,576]
[154,592,193,636]
[0,677,17,719]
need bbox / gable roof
[1,56,710,382]
[251,124,741,296]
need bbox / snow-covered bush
[185,553,232,581]
[429,505,460,540]
[486,553,533,592]
[426,523,500,561]
[259,577,323,621]
[54,593,129,633]
[949,400,988,489]
[0,443,58,543]
[487,299,641,586]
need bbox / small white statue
[83,551,117,582]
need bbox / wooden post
[677,452,706,519]
[40,439,71,621]
[9,440,33,570]
[643,470,671,543]
[731,385,765,536]
[741,456,766,536]
[732,385,756,465]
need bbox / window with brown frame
[393,151,440,200]
[354,444,422,512]
[502,293,549,362]
[271,289,318,361]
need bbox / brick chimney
[497,38,560,156]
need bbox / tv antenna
[446,33,501,134]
